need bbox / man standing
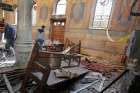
[35,25,45,47]
[4,24,16,49]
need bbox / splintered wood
[0,68,25,92]
[3,74,14,93]
[81,58,124,74]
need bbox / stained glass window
[93,0,113,29]
[56,0,66,15]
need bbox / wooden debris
[101,70,129,93]
[81,59,124,74]
[3,74,14,93]
[0,68,25,92]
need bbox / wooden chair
[21,42,51,93]
[64,38,75,50]
[63,40,81,67]
[69,40,81,54]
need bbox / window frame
[32,4,37,26]
[89,0,114,30]
[54,0,67,15]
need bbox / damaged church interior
[0,0,140,93]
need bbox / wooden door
[50,17,66,43]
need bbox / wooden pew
[39,38,82,68]
[64,38,76,50]
[21,42,51,93]
[44,39,82,67]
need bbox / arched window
[55,0,66,15]
[32,4,37,25]
[92,0,113,29]
[13,5,37,26]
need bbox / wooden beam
[3,74,14,93]
[72,80,100,93]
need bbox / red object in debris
[81,60,124,74]
[121,55,127,64]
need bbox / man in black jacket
[4,24,16,49]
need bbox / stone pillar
[15,0,34,67]
[0,0,3,42]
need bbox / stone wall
[31,0,135,63]
[3,0,140,63]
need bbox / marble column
[15,0,34,67]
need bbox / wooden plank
[0,67,25,74]
[47,66,89,86]
[3,74,14,93]
[72,80,100,93]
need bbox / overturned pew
[0,68,26,92]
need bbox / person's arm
[13,29,16,40]
[4,25,8,39]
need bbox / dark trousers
[36,39,44,45]
[5,39,14,49]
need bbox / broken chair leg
[3,74,14,93]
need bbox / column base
[14,42,32,67]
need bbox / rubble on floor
[81,58,124,75]
[69,72,106,93]
[0,47,16,68]
[0,50,126,93]
[0,66,126,93]
[0,68,25,93]
[75,54,126,93]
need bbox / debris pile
[0,69,26,93]
[81,58,124,74]
[69,72,106,93]
[0,48,16,68]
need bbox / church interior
[0,0,140,93]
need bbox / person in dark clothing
[4,24,16,49]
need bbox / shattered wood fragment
[81,59,124,74]
[3,74,14,93]
[0,68,26,92]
